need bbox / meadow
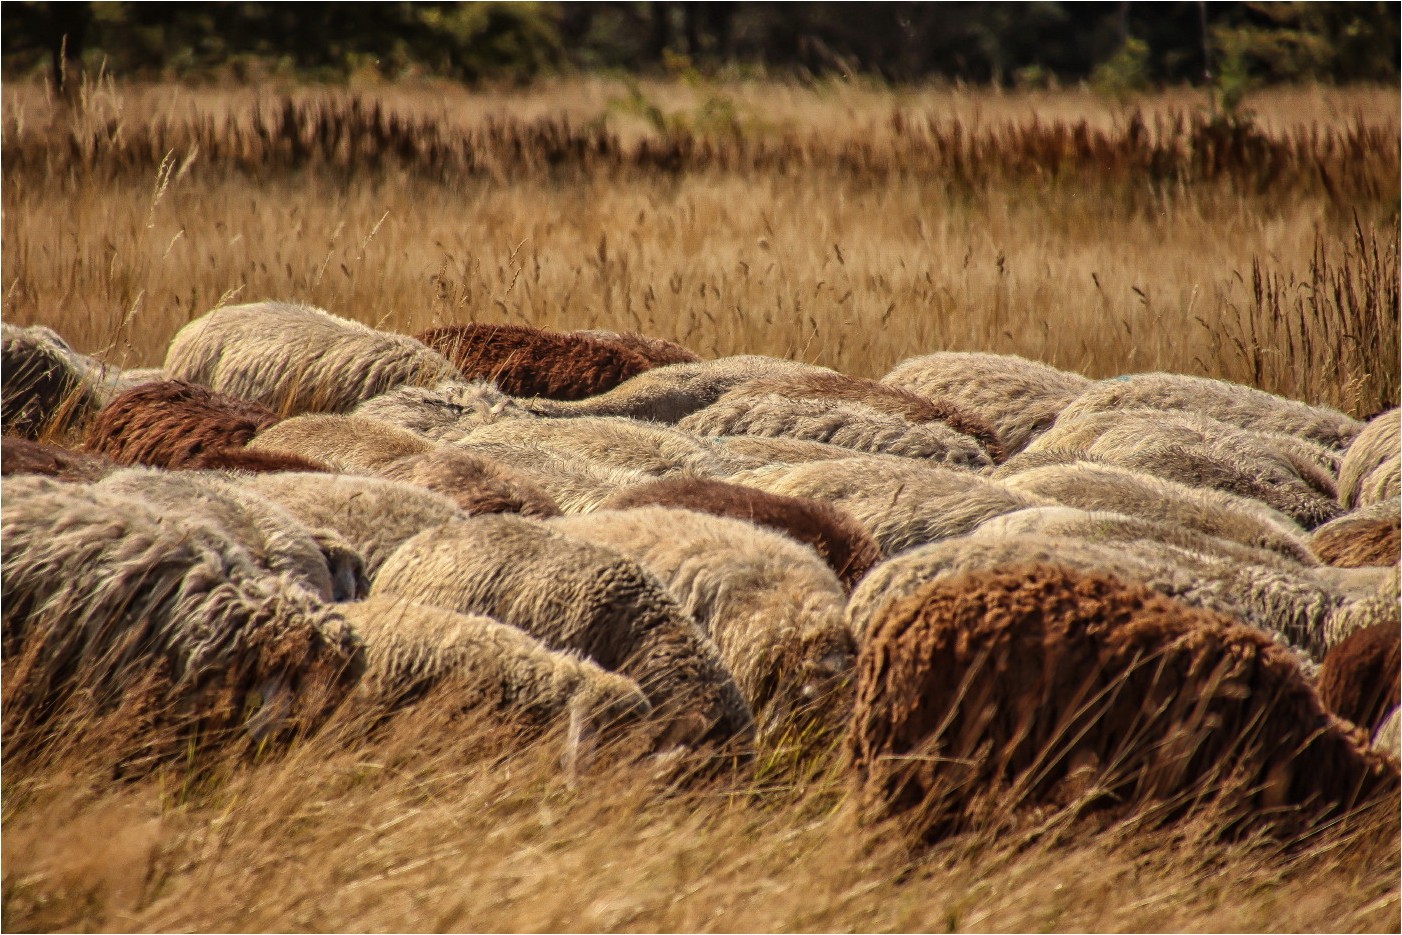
[2,76,1399,932]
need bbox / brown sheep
[598,476,879,591]
[1310,500,1401,568]
[416,323,654,401]
[377,448,561,517]
[83,380,279,469]
[574,330,701,366]
[1,435,116,481]
[851,563,1397,843]
[1317,623,1401,734]
[185,447,332,474]
[717,371,1006,463]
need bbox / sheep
[338,597,651,757]
[415,323,655,401]
[2,435,116,481]
[678,394,992,470]
[456,416,757,480]
[376,448,561,518]
[82,379,280,470]
[95,468,363,603]
[1323,570,1400,648]
[163,301,459,415]
[1317,623,1400,735]
[2,322,109,439]
[573,330,701,366]
[371,514,754,752]
[183,446,332,474]
[450,441,653,514]
[713,370,1006,462]
[1022,410,1341,528]
[521,355,835,423]
[597,476,880,591]
[1360,455,1402,508]
[247,413,435,473]
[2,476,363,753]
[1339,411,1401,507]
[1052,373,1363,451]
[1310,499,1400,568]
[849,563,1397,843]
[547,507,854,735]
[973,505,1313,571]
[352,380,533,442]
[728,457,1049,558]
[880,351,1092,455]
[843,532,1340,657]
[716,434,881,466]
[244,473,463,580]
[999,461,1314,563]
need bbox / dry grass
[3,702,1398,934]
[3,77,1401,933]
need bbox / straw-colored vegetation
[2,77,1399,933]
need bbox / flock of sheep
[3,300,1399,840]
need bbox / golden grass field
[2,76,1400,932]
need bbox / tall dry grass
[3,78,1397,414]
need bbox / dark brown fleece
[1312,515,1401,568]
[84,380,279,469]
[416,323,654,401]
[184,446,331,474]
[851,563,1397,843]
[1318,623,1401,733]
[721,370,1006,463]
[600,475,880,591]
[2,435,116,481]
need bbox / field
[3,76,1400,933]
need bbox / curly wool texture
[371,514,754,750]
[1318,623,1401,734]
[1324,571,1400,648]
[1310,499,1401,568]
[548,507,854,734]
[83,380,280,470]
[339,596,650,731]
[573,330,701,366]
[1,322,110,439]
[164,301,459,415]
[248,414,435,474]
[95,468,358,602]
[974,506,1312,572]
[844,532,1341,657]
[728,457,1048,558]
[1053,373,1363,451]
[714,370,1006,463]
[1339,410,1401,509]
[1023,411,1341,529]
[849,563,1397,842]
[2,476,362,747]
[522,356,835,423]
[881,351,1092,455]
[1,435,116,481]
[458,416,757,480]
[451,441,652,514]
[245,472,463,580]
[679,394,991,470]
[352,380,533,442]
[377,448,561,518]
[1000,461,1313,563]
[598,476,880,591]
[416,323,654,401]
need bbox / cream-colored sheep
[548,507,853,735]
[1339,410,1401,509]
[352,380,534,442]
[163,301,459,415]
[247,413,434,473]
[880,351,1092,454]
[371,514,754,751]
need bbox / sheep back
[850,563,1397,842]
[377,448,561,517]
[248,413,434,473]
[1,322,107,439]
[574,330,701,366]
[1318,623,1401,734]
[83,379,279,469]
[1311,499,1401,568]
[352,380,533,442]
[416,323,653,401]
[1,435,116,481]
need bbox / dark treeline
[2,2,1397,90]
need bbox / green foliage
[1091,36,1153,101]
